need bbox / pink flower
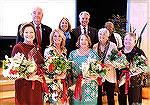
[101,64,105,68]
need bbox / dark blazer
[16,22,52,56]
[65,31,77,57]
[71,26,98,47]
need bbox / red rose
[48,64,55,72]
[9,69,17,75]
[101,64,105,68]
[118,51,122,57]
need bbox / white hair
[79,11,90,19]
[98,28,110,38]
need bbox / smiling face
[60,18,69,32]
[53,31,63,45]
[23,26,35,44]
[124,33,136,49]
[79,13,90,27]
[79,35,89,48]
[98,28,109,44]
[31,7,43,25]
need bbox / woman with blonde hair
[44,29,68,105]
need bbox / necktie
[36,26,41,46]
[83,27,86,34]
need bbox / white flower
[27,60,37,73]
[2,69,10,77]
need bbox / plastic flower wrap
[106,49,129,69]
[2,52,37,80]
[130,55,149,76]
[81,58,106,82]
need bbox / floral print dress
[44,46,68,104]
[68,49,100,105]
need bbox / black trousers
[97,80,115,105]
[118,82,142,105]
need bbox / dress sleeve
[11,44,23,57]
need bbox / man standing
[16,7,52,55]
[71,11,98,47]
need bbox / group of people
[11,6,148,105]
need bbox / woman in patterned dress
[68,34,100,105]
[44,29,68,105]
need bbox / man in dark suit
[71,11,98,47]
[16,7,52,56]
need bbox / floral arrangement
[44,51,72,75]
[106,49,129,70]
[108,14,127,39]
[2,52,37,79]
[44,50,72,104]
[130,55,149,76]
[81,58,106,82]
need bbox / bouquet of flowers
[44,53,71,76]
[130,55,149,76]
[106,49,129,69]
[2,52,37,79]
[81,58,106,82]
[44,50,72,104]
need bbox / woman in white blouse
[93,28,117,105]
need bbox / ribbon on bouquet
[119,69,130,94]
[97,76,104,93]
[74,74,83,102]
[37,65,49,95]
[61,79,68,104]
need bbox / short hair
[31,6,43,15]
[104,21,114,28]
[49,29,66,50]
[79,11,90,19]
[58,17,71,32]
[76,34,92,48]
[124,32,136,40]
[19,22,35,37]
[98,28,110,39]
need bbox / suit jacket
[16,22,52,56]
[71,26,98,47]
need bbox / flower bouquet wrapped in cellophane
[129,55,149,76]
[81,59,106,82]
[105,49,129,70]
[2,52,37,80]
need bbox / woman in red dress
[11,23,45,105]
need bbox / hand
[105,64,114,71]
[54,72,66,80]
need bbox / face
[98,31,109,44]
[60,19,69,32]
[79,35,89,48]
[53,31,63,45]
[79,13,89,27]
[124,34,135,48]
[31,7,43,25]
[23,26,35,43]
[106,24,114,34]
